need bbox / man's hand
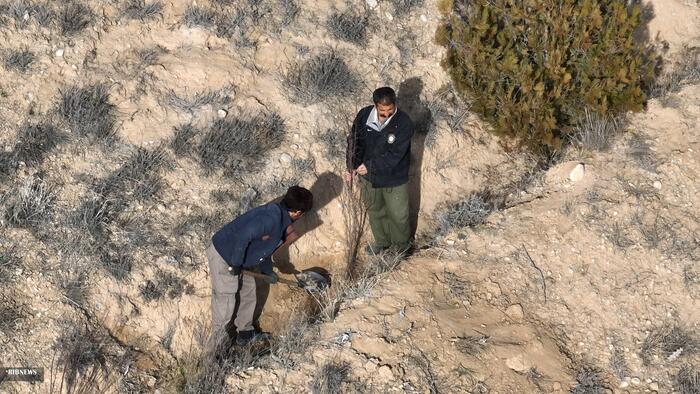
[356,164,368,175]
[344,170,354,182]
[228,265,241,275]
[265,271,278,284]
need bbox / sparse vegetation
[3,176,57,230]
[99,245,133,281]
[390,0,424,15]
[4,48,35,72]
[319,127,345,166]
[650,45,700,99]
[283,50,358,105]
[182,5,216,28]
[94,146,169,201]
[641,324,699,365]
[0,1,53,27]
[162,85,233,113]
[279,0,299,27]
[0,244,20,282]
[675,364,700,394]
[327,10,369,45]
[434,192,495,236]
[122,0,163,21]
[139,270,194,302]
[453,335,489,355]
[312,361,350,394]
[58,84,117,144]
[13,122,66,166]
[437,0,656,148]
[569,109,625,152]
[51,321,113,394]
[684,264,700,298]
[171,123,199,157]
[0,292,27,335]
[268,310,316,368]
[59,2,94,36]
[197,111,285,176]
[626,133,658,172]
[59,270,90,308]
[571,365,608,394]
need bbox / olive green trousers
[360,178,411,250]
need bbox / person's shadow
[397,78,431,241]
[253,171,342,328]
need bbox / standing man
[207,186,313,347]
[346,87,415,254]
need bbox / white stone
[366,0,378,8]
[505,355,530,372]
[386,12,393,21]
[217,109,228,118]
[279,153,293,167]
[55,49,64,57]
[420,14,428,22]
[649,382,659,391]
[505,304,524,321]
[653,181,662,189]
[377,365,394,380]
[569,163,585,182]
[619,381,629,389]
[630,377,641,385]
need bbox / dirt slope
[0,0,698,393]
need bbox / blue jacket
[211,203,292,273]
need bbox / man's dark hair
[281,186,313,212]
[372,87,396,105]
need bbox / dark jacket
[211,203,292,272]
[346,106,414,188]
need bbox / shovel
[242,269,329,293]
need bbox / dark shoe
[364,244,389,255]
[394,244,414,258]
[235,330,271,347]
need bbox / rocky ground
[0,0,698,393]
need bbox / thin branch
[521,245,547,304]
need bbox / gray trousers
[207,244,257,337]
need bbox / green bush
[437,0,656,147]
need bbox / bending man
[207,186,313,346]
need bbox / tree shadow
[397,77,431,239]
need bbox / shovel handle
[241,270,299,287]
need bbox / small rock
[653,181,662,189]
[420,14,428,22]
[619,381,629,389]
[366,0,378,8]
[552,382,561,391]
[217,109,228,118]
[55,49,64,57]
[377,365,393,380]
[279,153,293,167]
[630,377,641,386]
[505,355,530,372]
[505,304,524,321]
[649,382,659,391]
[156,204,166,212]
[569,163,585,182]
[385,12,393,21]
